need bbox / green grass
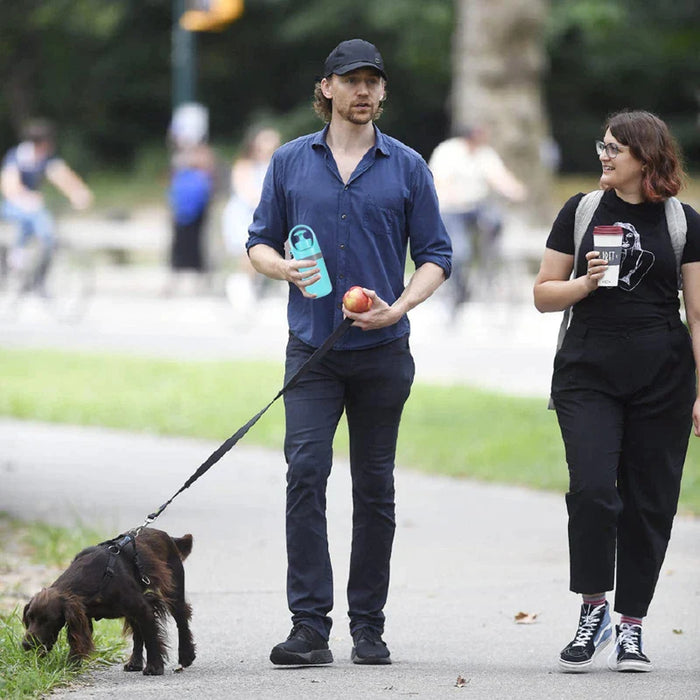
[0,611,125,699]
[0,516,127,699]
[1,347,698,515]
[21,519,111,569]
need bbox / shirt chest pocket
[362,195,402,236]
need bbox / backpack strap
[573,190,605,273]
[547,191,604,409]
[665,196,686,289]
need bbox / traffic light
[180,0,243,32]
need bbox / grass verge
[1,347,698,515]
[0,515,127,698]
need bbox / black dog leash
[135,317,354,532]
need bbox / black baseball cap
[323,39,387,80]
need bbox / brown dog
[22,528,195,675]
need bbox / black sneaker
[607,623,652,672]
[351,627,391,665]
[558,602,612,672]
[269,624,333,665]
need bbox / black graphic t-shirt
[546,189,700,330]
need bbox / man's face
[33,138,55,159]
[321,68,385,125]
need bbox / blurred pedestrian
[221,125,281,309]
[1,118,92,292]
[164,142,215,295]
[429,125,526,313]
[534,110,700,673]
[247,38,451,666]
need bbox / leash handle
[139,316,354,528]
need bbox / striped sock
[620,615,643,627]
[582,593,607,607]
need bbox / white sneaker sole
[607,652,652,672]
[558,631,612,673]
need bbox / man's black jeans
[282,333,415,639]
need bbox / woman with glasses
[533,110,700,673]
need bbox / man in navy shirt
[247,39,451,666]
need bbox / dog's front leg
[123,621,144,672]
[63,597,94,663]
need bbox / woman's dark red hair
[605,110,686,203]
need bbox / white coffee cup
[593,225,624,287]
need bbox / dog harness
[99,531,151,591]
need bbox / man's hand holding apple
[342,286,401,330]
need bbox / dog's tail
[174,534,193,560]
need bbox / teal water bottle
[288,224,332,298]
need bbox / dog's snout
[22,634,49,655]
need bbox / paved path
[2,419,698,699]
[1,261,699,698]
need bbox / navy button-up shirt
[247,125,452,350]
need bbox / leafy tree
[0,0,696,175]
[545,0,700,171]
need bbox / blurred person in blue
[164,142,215,295]
[1,118,93,289]
[429,124,526,314]
[247,39,451,667]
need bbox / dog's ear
[62,594,94,660]
[22,600,31,626]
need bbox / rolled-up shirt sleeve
[246,154,287,257]
[407,160,452,279]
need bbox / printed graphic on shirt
[617,221,655,291]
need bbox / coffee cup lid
[593,225,623,235]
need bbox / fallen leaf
[515,611,539,624]
[672,629,683,635]
[455,675,470,687]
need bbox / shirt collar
[311,124,391,158]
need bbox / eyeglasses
[596,140,625,159]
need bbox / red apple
[342,286,373,313]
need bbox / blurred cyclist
[1,118,92,290]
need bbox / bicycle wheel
[42,242,96,322]
[0,243,39,318]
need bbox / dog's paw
[178,646,196,668]
[123,660,143,672]
[143,662,165,676]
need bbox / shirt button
[339,244,345,249]
[339,274,344,279]
[341,213,347,219]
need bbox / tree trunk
[452,0,553,223]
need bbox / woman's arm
[681,261,700,436]
[533,248,605,313]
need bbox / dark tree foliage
[545,0,700,171]
[0,0,696,173]
[0,0,173,169]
